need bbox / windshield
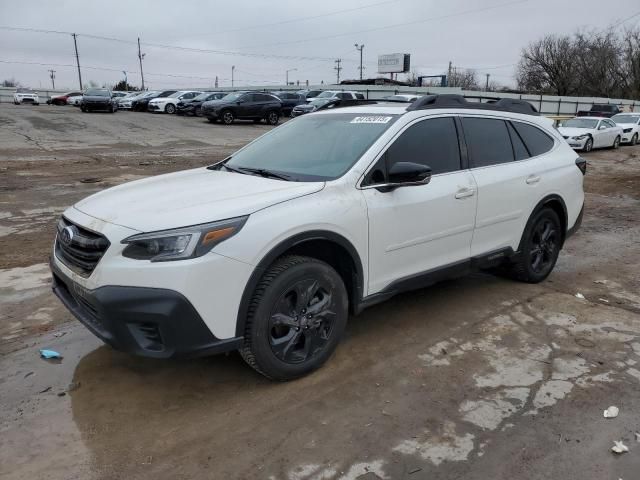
[317,91,337,98]
[592,105,614,111]
[308,98,332,107]
[194,92,214,101]
[85,89,109,97]
[17,88,34,93]
[561,119,598,129]
[169,91,186,98]
[612,114,640,124]
[223,113,399,181]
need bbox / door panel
[364,172,477,293]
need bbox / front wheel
[583,137,593,152]
[240,255,348,381]
[165,103,176,114]
[631,133,638,146]
[507,208,562,283]
[221,109,235,125]
[612,135,621,149]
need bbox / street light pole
[354,43,365,80]
[122,71,128,91]
[232,65,235,88]
[285,68,297,86]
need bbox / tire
[507,208,562,283]
[631,133,638,146]
[266,110,280,126]
[207,117,217,123]
[583,137,593,152]
[221,109,234,125]
[81,105,87,112]
[612,135,621,149]
[240,255,349,381]
[165,103,176,114]
[194,106,202,117]
[109,105,114,113]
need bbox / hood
[83,95,111,101]
[558,127,594,137]
[74,167,324,232]
[615,123,637,128]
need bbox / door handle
[526,175,541,185]
[455,187,475,199]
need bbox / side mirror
[388,162,432,185]
[598,125,607,130]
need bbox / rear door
[462,116,555,256]
[362,116,477,293]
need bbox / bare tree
[448,68,479,90]
[516,34,580,95]
[574,30,622,97]
[620,27,640,99]
[1,78,19,87]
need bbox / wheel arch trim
[518,194,569,252]
[235,230,364,337]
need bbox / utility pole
[137,38,146,90]
[354,44,365,80]
[215,76,219,88]
[485,73,490,91]
[286,68,297,86]
[334,59,342,84]
[71,33,83,90]
[447,61,452,87]
[231,65,235,87]
[48,69,56,89]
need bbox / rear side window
[511,122,555,157]
[506,122,530,161]
[462,117,514,168]
[384,117,461,175]
[356,93,365,99]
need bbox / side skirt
[355,247,514,314]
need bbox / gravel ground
[1,103,639,480]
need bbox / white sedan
[67,95,84,106]
[147,90,201,114]
[13,88,40,105]
[611,113,640,146]
[558,117,622,152]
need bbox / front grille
[55,217,110,277]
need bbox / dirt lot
[1,103,639,480]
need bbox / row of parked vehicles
[557,113,640,151]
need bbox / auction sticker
[351,116,393,124]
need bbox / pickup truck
[576,104,621,118]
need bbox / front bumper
[148,103,163,111]
[84,101,112,110]
[566,137,588,149]
[291,108,312,117]
[51,260,243,358]
[621,130,636,143]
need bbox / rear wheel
[506,208,562,283]
[266,110,279,125]
[221,109,235,125]
[240,255,348,381]
[612,135,621,149]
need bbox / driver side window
[364,117,461,185]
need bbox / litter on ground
[603,406,619,418]
[575,293,585,299]
[39,349,62,360]
[611,441,629,454]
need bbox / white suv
[50,95,585,380]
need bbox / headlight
[572,134,589,140]
[121,216,248,262]
[623,128,632,133]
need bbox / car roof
[572,116,606,121]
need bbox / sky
[1,0,639,91]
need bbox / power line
[233,0,530,50]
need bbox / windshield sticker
[351,116,393,124]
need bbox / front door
[362,116,477,294]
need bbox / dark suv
[272,92,306,116]
[201,91,282,125]
[81,89,116,113]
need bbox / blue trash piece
[39,349,62,359]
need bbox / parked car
[80,88,117,113]
[272,92,306,116]
[201,91,281,125]
[557,117,622,152]
[50,94,584,380]
[611,113,640,146]
[132,90,176,112]
[67,95,84,107]
[148,91,202,114]
[297,89,322,99]
[123,91,156,110]
[291,97,334,117]
[111,91,129,100]
[576,104,621,118]
[116,92,143,109]
[176,92,227,116]
[47,91,83,105]
[13,88,40,105]
[383,94,421,103]
[315,90,364,100]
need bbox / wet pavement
[1,104,640,479]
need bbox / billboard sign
[378,53,410,73]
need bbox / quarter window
[507,122,530,161]
[511,121,555,157]
[375,117,461,179]
[462,117,514,168]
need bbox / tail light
[575,157,587,175]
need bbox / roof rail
[315,98,379,111]
[406,94,539,116]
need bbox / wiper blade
[240,168,292,181]
[220,163,247,175]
